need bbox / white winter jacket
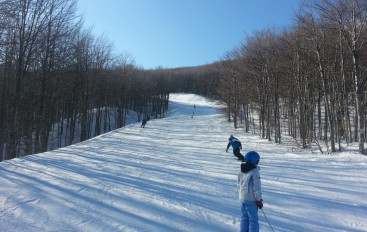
[237,166,262,202]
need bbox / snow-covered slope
[0,94,366,232]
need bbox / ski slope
[0,94,366,232]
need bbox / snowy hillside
[0,94,366,232]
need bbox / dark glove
[226,149,228,153]
[256,200,263,209]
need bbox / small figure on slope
[191,104,196,118]
[238,151,263,232]
[141,115,150,128]
[226,134,245,161]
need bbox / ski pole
[261,208,275,232]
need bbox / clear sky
[77,0,301,69]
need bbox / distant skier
[238,151,263,232]
[141,115,150,128]
[226,135,244,161]
[191,104,196,118]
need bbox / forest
[217,0,367,155]
[1,0,367,161]
[0,0,175,161]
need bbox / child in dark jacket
[226,135,245,161]
[141,116,150,128]
[238,151,263,232]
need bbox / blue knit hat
[244,151,260,165]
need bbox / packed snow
[0,94,366,232]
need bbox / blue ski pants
[240,201,259,232]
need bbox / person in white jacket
[238,151,263,232]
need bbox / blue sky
[77,0,301,69]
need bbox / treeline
[5,0,364,161]
[217,0,367,154]
[0,0,170,161]
[148,64,221,98]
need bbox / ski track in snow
[0,93,366,232]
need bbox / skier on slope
[141,115,150,128]
[238,151,263,232]
[226,135,245,161]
